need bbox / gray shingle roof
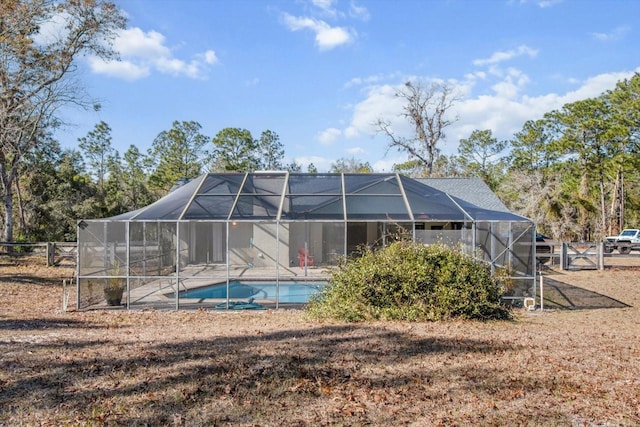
[417,177,510,213]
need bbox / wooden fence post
[597,242,604,270]
[47,242,55,266]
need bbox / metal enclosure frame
[77,173,536,310]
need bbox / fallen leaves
[1,259,640,425]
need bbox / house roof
[108,173,529,223]
[417,177,510,213]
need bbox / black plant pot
[104,286,124,306]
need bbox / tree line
[388,75,640,242]
[12,67,640,244]
[5,119,378,242]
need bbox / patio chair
[297,248,315,269]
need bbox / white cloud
[114,28,170,58]
[311,0,338,17]
[514,0,563,7]
[343,72,403,88]
[33,11,70,45]
[346,147,365,155]
[591,25,630,41]
[316,25,352,50]
[87,57,150,81]
[203,50,218,64]
[294,155,333,171]
[344,76,366,88]
[464,71,487,82]
[349,1,370,21]
[450,69,640,146]
[490,68,530,99]
[317,127,342,145]
[88,27,218,80]
[344,84,406,138]
[373,157,405,173]
[312,0,336,9]
[536,0,564,7]
[282,13,353,50]
[473,45,538,66]
[551,70,639,102]
[281,0,366,51]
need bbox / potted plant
[104,262,126,306]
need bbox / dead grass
[1,256,639,426]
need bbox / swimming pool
[179,280,326,303]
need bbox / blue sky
[58,0,640,172]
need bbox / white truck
[604,229,640,254]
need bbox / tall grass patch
[307,241,511,322]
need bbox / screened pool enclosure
[77,172,537,310]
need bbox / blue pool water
[180,281,326,303]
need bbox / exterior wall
[228,223,253,267]
[251,223,289,268]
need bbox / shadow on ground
[541,277,631,310]
[0,317,104,331]
[0,322,534,425]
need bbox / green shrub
[306,241,511,322]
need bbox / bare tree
[376,81,458,176]
[0,0,125,242]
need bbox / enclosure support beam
[126,221,130,310]
[175,223,180,311]
[276,222,280,309]
[225,220,230,310]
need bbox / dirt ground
[1,256,639,426]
